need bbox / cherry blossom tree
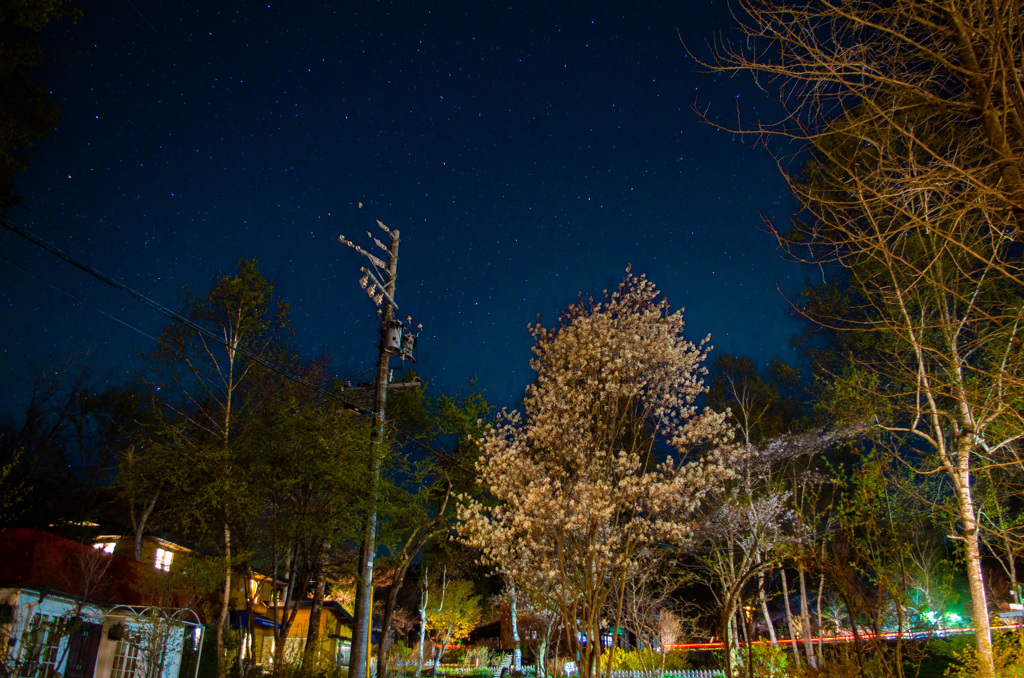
[458,270,734,678]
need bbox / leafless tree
[696,3,1024,675]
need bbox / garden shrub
[944,631,1024,677]
[608,649,690,672]
[745,644,791,677]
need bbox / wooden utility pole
[341,224,401,678]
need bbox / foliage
[149,552,227,625]
[458,269,736,678]
[0,362,138,529]
[463,646,493,668]
[0,448,28,524]
[744,644,792,678]
[425,579,483,669]
[690,429,839,676]
[706,354,805,443]
[261,653,350,678]
[393,641,415,664]
[0,0,80,209]
[945,631,1024,678]
[608,649,690,672]
[699,2,1024,675]
[372,379,492,678]
[146,258,295,678]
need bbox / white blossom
[457,269,737,678]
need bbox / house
[0,529,204,678]
[91,533,355,674]
[92,534,190,575]
[237,599,355,670]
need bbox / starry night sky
[1,0,808,411]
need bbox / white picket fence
[434,665,724,678]
[609,671,724,678]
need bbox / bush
[269,661,350,678]
[608,649,690,672]
[745,644,791,678]
[393,641,415,665]
[464,646,494,668]
[944,631,1024,677]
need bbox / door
[64,622,102,678]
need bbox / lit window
[93,542,115,554]
[155,548,173,572]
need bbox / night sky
[1,0,807,412]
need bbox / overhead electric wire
[1,212,450,460]
[0,252,167,349]
[1,215,370,416]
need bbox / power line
[0,252,166,349]
[0,213,451,460]
[1,215,369,416]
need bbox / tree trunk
[130,494,157,563]
[216,522,232,678]
[416,568,429,677]
[836,585,866,677]
[303,545,327,673]
[756,561,776,644]
[509,584,522,672]
[605,575,627,678]
[958,478,994,678]
[240,561,256,678]
[433,631,451,674]
[779,569,801,671]
[797,562,817,670]
[272,546,313,678]
[815,574,825,669]
[720,594,736,678]
[536,615,555,678]
[1010,538,1021,608]
[742,609,754,678]
[376,615,395,678]
[379,543,434,678]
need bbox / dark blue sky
[1,0,806,410]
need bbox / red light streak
[668,624,1021,652]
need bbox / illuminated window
[93,542,115,554]
[154,548,173,572]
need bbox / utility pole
[338,221,407,678]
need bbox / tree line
[0,258,492,678]
[3,1,1024,678]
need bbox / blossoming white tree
[458,270,734,678]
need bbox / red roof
[0,528,176,608]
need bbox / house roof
[0,528,180,610]
[261,599,356,626]
[324,600,356,625]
